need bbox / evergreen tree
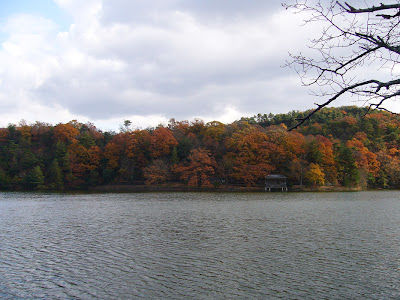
[0,168,9,189]
[337,146,360,187]
[171,147,179,164]
[25,166,45,189]
[47,159,63,189]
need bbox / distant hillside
[0,106,399,191]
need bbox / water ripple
[1,191,400,299]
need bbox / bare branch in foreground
[285,1,400,130]
[289,79,400,130]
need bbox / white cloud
[0,0,324,130]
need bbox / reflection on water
[1,191,400,299]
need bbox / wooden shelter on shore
[265,174,288,192]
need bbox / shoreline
[1,184,392,193]
[88,184,365,193]
[89,184,264,193]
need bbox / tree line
[0,106,399,190]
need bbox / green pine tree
[0,168,10,190]
[48,159,63,189]
[25,166,45,189]
[338,146,360,187]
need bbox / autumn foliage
[1,106,400,190]
[174,148,217,187]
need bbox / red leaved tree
[174,148,217,187]
[226,126,275,186]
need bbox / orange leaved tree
[174,148,217,187]
[346,132,380,187]
[53,123,80,144]
[149,127,178,159]
[143,159,169,185]
[226,126,275,186]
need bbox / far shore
[88,184,366,193]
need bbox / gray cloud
[0,0,326,129]
[100,0,282,24]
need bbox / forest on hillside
[0,106,400,191]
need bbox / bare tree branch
[285,1,400,130]
[337,2,400,14]
[290,80,381,130]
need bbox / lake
[1,191,400,299]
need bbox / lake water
[1,191,400,299]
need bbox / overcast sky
[0,0,386,131]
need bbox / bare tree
[284,1,400,130]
